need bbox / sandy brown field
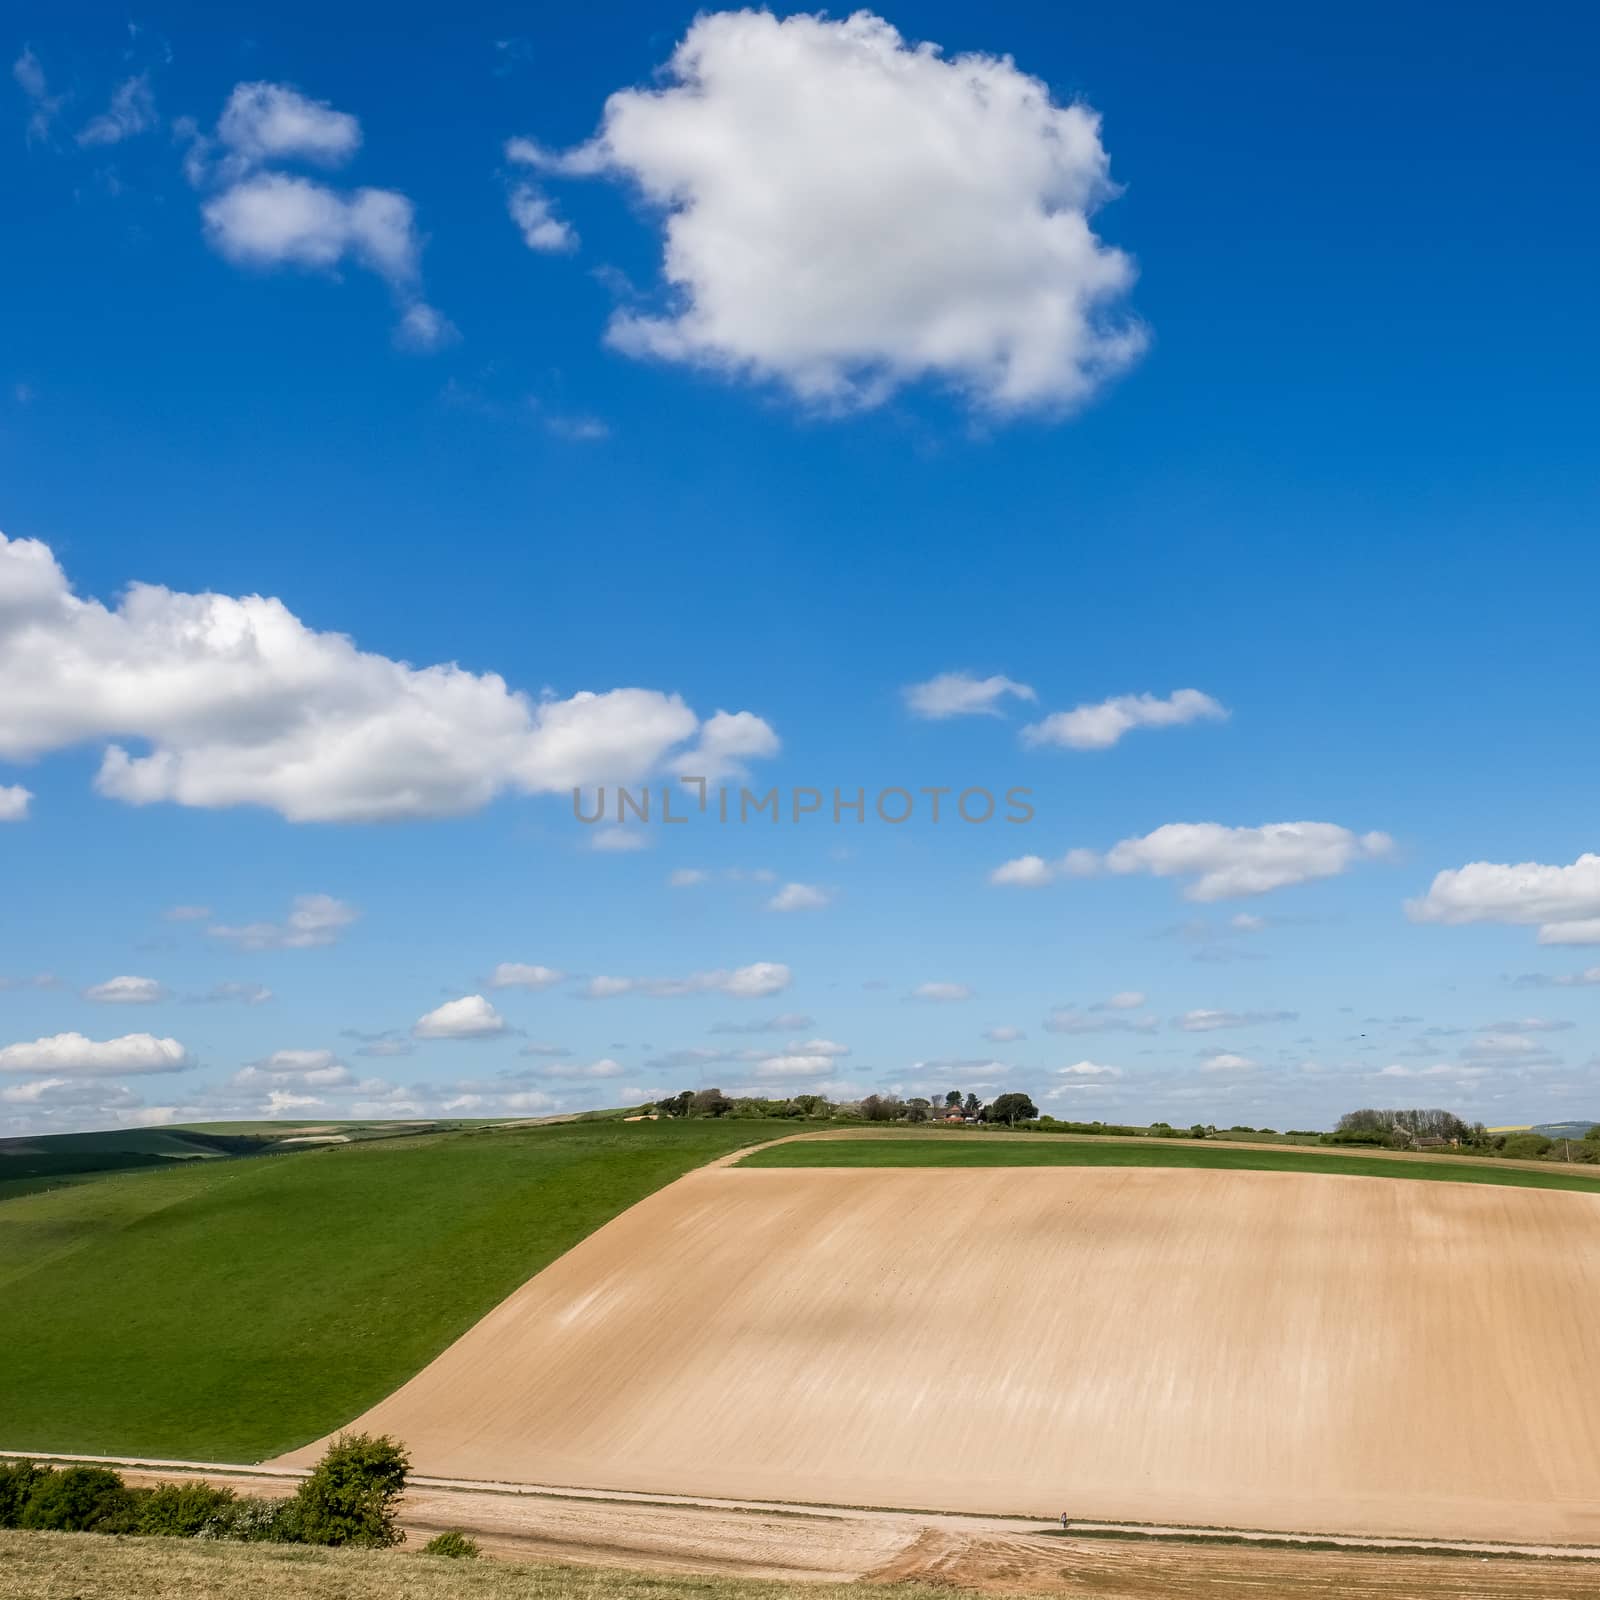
[278,1166,1600,1545]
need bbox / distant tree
[1502,1132,1553,1160]
[789,1093,828,1119]
[1586,1124,1600,1142]
[858,1093,906,1122]
[292,1434,410,1548]
[655,1090,692,1118]
[18,1466,136,1533]
[989,1092,1038,1125]
[138,1480,238,1537]
[945,1090,963,1108]
[690,1088,733,1117]
[1337,1107,1477,1145]
[0,1461,46,1528]
[963,1092,982,1118]
[905,1097,931,1123]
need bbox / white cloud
[0,1032,192,1077]
[250,1048,343,1074]
[989,854,1053,888]
[768,882,831,912]
[1103,990,1146,1010]
[984,1025,1026,1042]
[13,47,65,144]
[0,534,776,822]
[749,1053,841,1081]
[352,1036,414,1059]
[1021,689,1226,751]
[487,963,564,991]
[668,868,708,887]
[687,709,781,777]
[1537,919,1600,946]
[1407,854,1600,946]
[1473,1016,1571,1035]
[1177,1009,1297,1032]
[1054,1060,1122,1079]
[264,1089,325,1116]
[1199,1052,1257,1073]
[709,1011,814,1034]
[903,671,1036,720]
[988,847,1100,887]
[1374,1062,1488,1083]
[1513,967,1600,989]
[209,895,358,950]
[0,784,31,821]
[505,176,576,252]
[1043,1008,1157,1036]
[413,994,509,1040]
[186,83,443,350]
[215,82,361,170]
[531,10,1143,416]
[911,981,972,1003]
[1092,821,1394,901]
[83,975,169,1005]
[394,301,458,352]
[203,173,422,283]
[233,1049,353,1090]
[77,74,156,147]
[582,962,792,1000]
[526,1056,626,1081]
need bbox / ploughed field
[279,1162,1600,1544]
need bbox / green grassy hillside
[740,1136,1600,1192]
[0,1120,768,1462]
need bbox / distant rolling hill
[1532,1120,1600,1139]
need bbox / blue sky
[3,1,1598,1133]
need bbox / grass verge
[0,1532,916,1600]
[739,1135,1600,1191]
[0,1120,769,1461]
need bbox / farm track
[6,1454,1600,1591]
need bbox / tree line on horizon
[652,1086,1041,1124]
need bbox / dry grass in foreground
[9,1529,1600,1600]
[0,1533,909,1600]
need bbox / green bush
[1502,1133,1554,1160]
[424,1530,480,1558]
[17,1465,137,1532]
[138,1480,238,1537]
[0,1461,47,1528]
[201,1493,303,1543]
[292,1433,410,1548]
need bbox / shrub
[1502,1132,1553,1160]
[424,1530,480,1558]
[139,1480,238,1537]
[0,1460,47,1528]
[202,1493,304,1543]
[293,1433,410,1548]
[18,1465,137,1533]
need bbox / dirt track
[276,1165,1600,1545]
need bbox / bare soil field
[277,1165,1600,1545]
